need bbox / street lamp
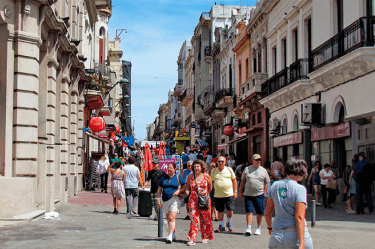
[107,78,129,93]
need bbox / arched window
[252,115,256,126]
[282,118,288,135]
[338,105,345,123]
[99,27,105,63]
[332,100,346,123]
[293,114,299,132]
[258,112,262,124]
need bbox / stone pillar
[0,21,14,178]
[55,71,62,201]
[60,59,71,202]
[77,95,85,191]
[69,91,78,197]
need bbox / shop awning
[197,139,209,147]
[227,133,247,144]
[217,143,228,150]
[86,131,113,145]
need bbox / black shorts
[215,196,234,213]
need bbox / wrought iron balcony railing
[261,67,289,98]
[94,61,110,77]
[289,58,309,84]
[310,16,375,72]
[214,88,233,103]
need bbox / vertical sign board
[159,159,177,174]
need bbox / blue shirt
[266,178,307,230]
[158,174,186,202]
[183,169,193,182]
[181,154,189,165]
[355,160,369,175]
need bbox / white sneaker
[254,227,261,235]
[316,202,322,206]
[166,234,173,243]
[245,228,252,236]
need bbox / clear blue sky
[109,0,257,140]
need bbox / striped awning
[197,139,209,147]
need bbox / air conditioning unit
[301,103,323,126]
[270,117,279,134]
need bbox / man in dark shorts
[240,154,270,236]
[211,156,238,232]
[143,160,166,220]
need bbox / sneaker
[166,234,172,243]
[172,232,176,241]
[245,228,252,236]
[254,227,261,235]
[226,222,233,232]
[187,241,195,246]
[316,202,322,206]
[215,225,225,233]
[153,215,158,221]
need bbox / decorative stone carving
[24,0,31,14]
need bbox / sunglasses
[254,159,262,161]
[218,161,225,163]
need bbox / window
[292,29,298,62]
[293,114,299,131]
[258,112,262,124]
[253,49,257,73]
[335,0,344,35]
[281,38,287,69]
[258,48,262,73]
[253,135,262,155]
[246,58,249,79]
[239,63,242,84]
[252,115,256,126]
[272,46,277,74]
[366,0,373,16]
[282,118,288,134]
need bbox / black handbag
[198,194,209,210]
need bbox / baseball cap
[182,152,185,155]
[252,154,261,160]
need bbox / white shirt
[319,169,333,185]
[189,153,197,161]
[228,160,236,169]
[206,155,212,164]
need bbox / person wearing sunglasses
[210,156,237,233]
[239,154,270,236]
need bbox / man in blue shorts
[239,154,270,236]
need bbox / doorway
[334,138,346,178]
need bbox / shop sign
[311,122,350,141]
[238,127,247,134]
[274,131,303,148]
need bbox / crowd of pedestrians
[92,145,374,248]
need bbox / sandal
[202,239,208,244]
[187,241,195,246]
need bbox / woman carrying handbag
[186,159,214,246]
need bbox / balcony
[181,87,194,107]
[215,88,233,108]
[290,59,309,84]
[262,67,289,98]
[94,61,110,78]
[174,83,184,96]
[84,75,112,110]
[309,16,375,92]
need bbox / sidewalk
[1,190,375,248]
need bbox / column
[69,91,78,197]
[77,95,85,192]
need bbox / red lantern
[224,125,234,136]
[115,126,120,133]
[110,132,116,140]
[89,117,106,132]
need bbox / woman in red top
[186,159,214,246]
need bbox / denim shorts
[245,194,265,215]
[269,230,313,248]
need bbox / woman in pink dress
[186,159,214,246]
[107,161,125,214]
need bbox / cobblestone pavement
[1,189,375,248]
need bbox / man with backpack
[354,152,374,214]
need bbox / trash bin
[138,188,152,217]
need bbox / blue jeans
[269,230,313,248]
[356,183,374,213]
[125,188,139,213]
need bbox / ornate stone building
[0,0,117,218]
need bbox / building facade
[0,0,123,218]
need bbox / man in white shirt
[188,151,197,161]
[123,157,141,214]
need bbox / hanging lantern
[223,125,234,136]
[115,126,120,133]
[110,132,116,140]
[89,116,106,132]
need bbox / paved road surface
[1,188,375,248]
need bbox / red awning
[217,143,228,150]
[86,131,114,145]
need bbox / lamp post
[107,78,129,94]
